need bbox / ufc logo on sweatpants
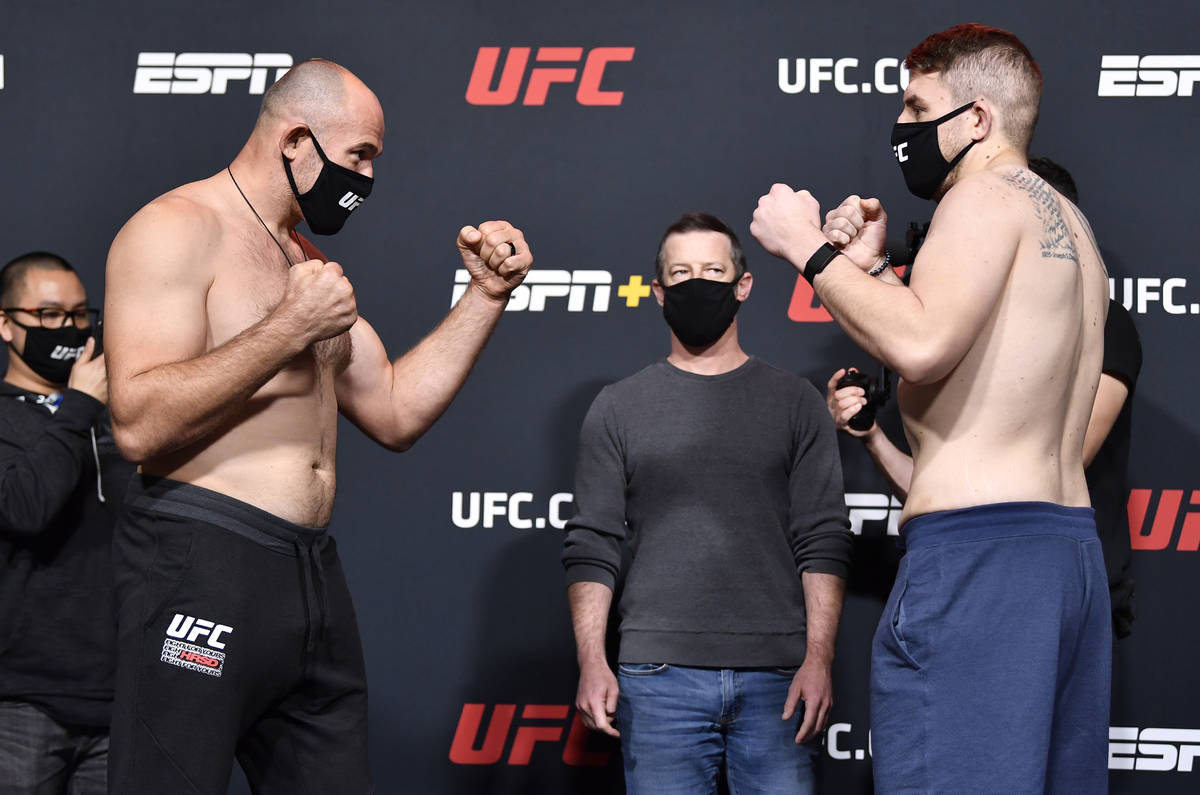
[160,613,233,677]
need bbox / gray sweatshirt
[562,357,852,668]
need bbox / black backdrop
[2,1,1197,792]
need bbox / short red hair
[906,24,1043,151]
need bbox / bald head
[257,59,354,132]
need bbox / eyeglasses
[2,307,101,329]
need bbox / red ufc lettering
[465,46,635,106]
[1128,489,1181,551]
[448,704,611,766]
[787,264,906,323]
[448,704,515,764]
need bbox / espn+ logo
[1098,56,1200,97]
[778,57,909,95]
[134,53,292,94]
[449,704,610,766]
[466,47,635,106]
[451,270,655,313]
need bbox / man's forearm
[567,581,613,667]
[801,571,846,666]
[384,285,508,445]
[809,256,929,378]
[112,313,304,461]
[863,426,914,502]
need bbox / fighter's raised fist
[750,184,825,266]
[823,195,888,273]
[279,259,358,342]
[457,220,533,302]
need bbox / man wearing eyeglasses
[0,252,134,794]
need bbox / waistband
[125,475,328,555]
[902,501,1096,551]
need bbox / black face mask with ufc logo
[283,129,374,236]
[8,322,91,385]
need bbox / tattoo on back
[1003,169,1080,265]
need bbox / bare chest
[205,232,351,373]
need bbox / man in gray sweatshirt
[562,212,853,794]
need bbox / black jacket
[0,381,134,727]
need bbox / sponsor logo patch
[161,638,226,677]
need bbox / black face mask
[891,101,977,200]
[283,130,374,236]
[8,321,91,385]
[662,278,741,348]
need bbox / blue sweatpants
[870,502,1111,794]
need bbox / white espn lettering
[1098,55,1200,97]
[846,493,902,536]
[1109,727,1200,772]
[451,269,612,312]
[452,491,574,530]
[134,53,292,95]
[778,57,908,95]
[0,55,5,91]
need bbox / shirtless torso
[107,173,353,525]
[898,166,1107,522]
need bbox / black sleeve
[561,388,626,590]
[0,389,104,536]
[1103,299,1142,388]
[788,383,853,579]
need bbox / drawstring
[294,538,329,671]
[90,426,105,503]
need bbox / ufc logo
[449,704,611,766]
[465,47,635,106]
[134,53,292,94]
[166,613,233,649]
[789,265,908,322]
[893,142,909,162]
[1127,489,1200,551]
[50,345,84,361]
[338,191,364,211]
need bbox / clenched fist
[457,220,533,302]
[750,184,827,269]
[277,259,358,343]
[823,195,889,273]
[67,336,108,405]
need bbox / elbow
[889,343,955,386]
[378,428,419,453]
[112,418,155,463]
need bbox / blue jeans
[0,701,108,794]
[617,664,817,795]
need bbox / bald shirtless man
[103,59,532,793]
[751,25,1110,795]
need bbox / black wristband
[803,243,842,285]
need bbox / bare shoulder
[108,179,226,283]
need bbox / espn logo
[1110,727,1200,772]
[452,270,613,312]
[466,47,635,106]
[449,704,611,766]
[134,53,292,95]
[1127,489,1200,551]
[1098,56,1200,97]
